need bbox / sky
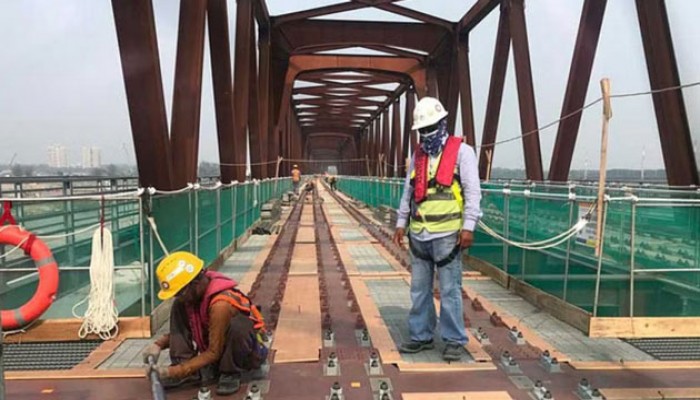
[0,0,699,172]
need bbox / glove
[142,343,162,364]
[145,365,170,380]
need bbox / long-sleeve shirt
[155,301,237,379]
[396,142,482,241]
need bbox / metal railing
[337,176,700,318]
[0,177,291,319]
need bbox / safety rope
[146,216,170,257]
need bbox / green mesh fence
[338,177,700,318]
[0,178,292,320]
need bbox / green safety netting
[0,178,292,319]
[338,177,700,318]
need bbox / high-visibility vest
[409,138,463,234]
[211,289,266,331]
[291,169,301,182]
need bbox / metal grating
[624,338,700,361]
[3,340,101,370]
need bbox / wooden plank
[396,362,497,372]
[349,277,402,363]
[599,388,700,400]
[272,276,321,363]
[589,317,700,338]
[73,339,125,370]
[5,368,144,380]
[295,226,316,243]
[401,391,512,400]
[462,283,571,362]
[570,360,700,370]
[3,317,150,343]
[336,243,360,275]
[464,255,509,288]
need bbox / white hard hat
[412,96,448,130]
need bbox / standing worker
[392,97,481,361]
[291,164,301,194]
[143,252,268,395]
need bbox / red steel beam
[391,98,402,178]
[170,0,207,187]
[457,37,476,146]
[273,2,368,26]
[111,0,173,189]
[549,0,606,181]
[508,0,543,181]
[382,109,391,176]
[233,0,253,182]
[457,0,501,34]
[636,0,699,186]
[258,28,271,178]
[248,19,263,179]
[478,5,510,179]
[375,3,453,30]
[208,0,237,183]
[405,88,417,156]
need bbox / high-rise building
[82,146,102,169]
[47,145,68,168]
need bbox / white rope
[148,183,194,195]
[478,218,588,250]
[72,227,119,340]
[0,223,105,260]
[0,188,144,203]
[146,216,170,256]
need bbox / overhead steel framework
[112,0,699,189]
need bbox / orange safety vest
[291,169,301,182]
[211,289,266,331]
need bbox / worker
[392,97,482,362]
[291,164,301,194]
[143,252,268,395]
[328,174,337,191]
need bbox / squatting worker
[143,252,268,395]
[291,164,301,194]
[392,96,482,361]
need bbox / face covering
[420,119,448,156]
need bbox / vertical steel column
[208,0,236,183]
[402,89,414,169]
[111,0,173,190]
[248,18,263,179]
[636,0,699,186]
[375,119,382,176]
[457,37,476,146]
[502,187,510,273]
[479,6,510,179]
[138,197,146,317]
[258,28,271,179]
[563,193,575,301]
[233,0,254,182]
[520,195,529,279]
[382,109,391,177]
[549,0,607,181]
[170,0,207,187]
[391,98,401,178]
[508,0,543,181]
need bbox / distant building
[82,146,102,169]
[47,145,68,168]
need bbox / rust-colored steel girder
[232,0,254,182]
[111,0,173,190]
[404,88,416,159]
[636,0,699,186]
[169,0,207,187]
[274,19,450,55]
[208,0,237,183]
[548,0,607,182]
[478,6,510,179]
[458,0,501,34]
[391,98,402,178]
[457,37,476,146]
[508,0,544,181]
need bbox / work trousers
[408,232,468,345]
[168,300,265,376]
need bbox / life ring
[1,225,59,330]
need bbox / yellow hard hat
[156,251,204,300]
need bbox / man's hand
[142,343,162,364]
[459,230,474,249]
[145,365,169,380]
[393,228,405,247]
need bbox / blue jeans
[408,232,467,345]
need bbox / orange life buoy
[1,225,59,330]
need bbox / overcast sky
[1,0,698,171]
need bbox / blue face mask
[420,119,448,156]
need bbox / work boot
[398,339,434,354]
[442,342,464,362]
[161,373,200,390]
[216,373,241,396]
